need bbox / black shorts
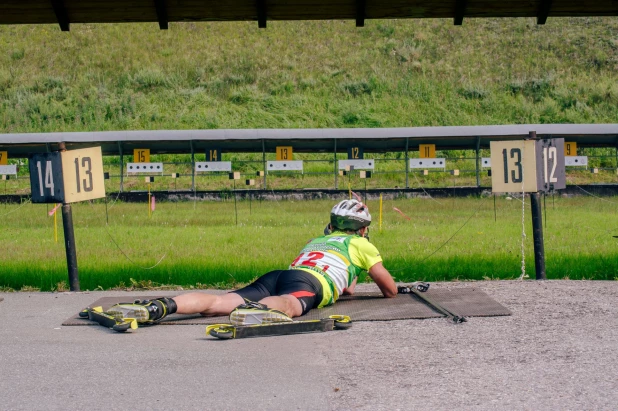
[233,269,323,315]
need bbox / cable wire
[387,197,486,272]
[0,198,31,217]
[518,155,527,280]
[411,171,443,205]
[567,179,618,205]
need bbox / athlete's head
[329,199,372,233]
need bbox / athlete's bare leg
[258,295,303,318]
[173,292,244,317]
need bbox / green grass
[0,18,617,133]
[0,196,617,291]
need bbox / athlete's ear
[360,226,370,241]
[324,224,332,235]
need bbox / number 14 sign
[29,147,106,203]
[490,138,566,193]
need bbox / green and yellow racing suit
[289,231,382,308]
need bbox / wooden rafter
[537,0,553,25]
[454,0,467,25]
[50,0,69,31]
[1,0,617,28]
[257,0,267,28]
[356,0,366,27]
[153,0,168,30]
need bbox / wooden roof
[2,1,617,31]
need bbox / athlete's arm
[367,262,397,298]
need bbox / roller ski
[206,301,352,339]
[79,307,138,332]
[79,297,178,332]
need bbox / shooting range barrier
[2,125,618,195]
[63,287,511,327]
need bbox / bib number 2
[291,252,330,272]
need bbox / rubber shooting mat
[63,287,511,326]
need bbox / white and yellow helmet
[330,199,371,231]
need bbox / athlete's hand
[342,278,358,295]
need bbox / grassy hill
[0,17,617,133]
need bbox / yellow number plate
[419,144,436,158]
[134,149,150,163]
[276,146,293,161]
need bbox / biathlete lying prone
[107,199,398,326]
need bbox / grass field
[1,18,617,132]
[1,195,617,291]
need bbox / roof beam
[537,0,553,25]
[257,0,267,28]
[356,0,366,27]
[153,0,169,30]
[50,0,70,31]
[454,0,467,25]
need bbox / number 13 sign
[29,147,106,203]
[490,138,566,193]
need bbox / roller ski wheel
[80,306,138,332]
[330,315,353,330]
[206,324,235,340]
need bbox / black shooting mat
[62,288,511,326]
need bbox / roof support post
[51,0,70,31]
[454,0,467,25]
[257,0,267,28]
[262,139,267,188]
[537,0,553,25]
[405,138,409,189]
[153,0,169,30]
[475,136,481,188]
[615,137,618,173]
[333,139,338,189]
[356,0,366,27]
[190,140,195,192]
[118,142,124,193]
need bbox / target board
[490,139,566,193]
[29,147,106,203]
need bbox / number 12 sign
[29,147,106,204]
[490,138,566,193]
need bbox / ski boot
[106,297,177,324]
[229,300,294,326]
